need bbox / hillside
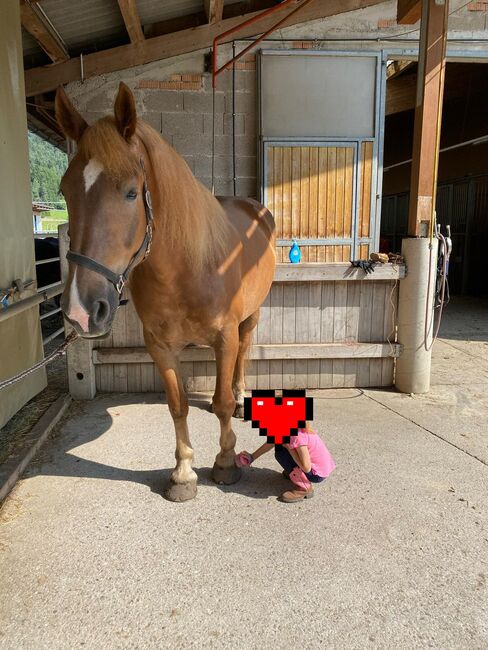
[28,131,68,208]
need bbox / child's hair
[301,421,315,433]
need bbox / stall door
[260,51,382,261]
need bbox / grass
[42,219,68,232]
[43,209,68,219]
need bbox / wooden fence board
[92,273,400,392]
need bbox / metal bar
[42,326,65,346]
[35,257,60,266]
[384,135,488,172]
[212,0,297,88]
[40,306,62,321]
[276,238,354,246]
[213,0,315,85]
[0,283,64,324]
[37,280,63,292]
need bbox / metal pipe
[232,40,237,197]
[43,326,65,345]
[40,306,62,321]
[35,257,60,266]
[212,0,304,88]
[37,280,63,292]
[0,283,64,324]
[383,134,488,172]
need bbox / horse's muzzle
[61,289,118,338]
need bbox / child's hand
[235,451,253,467]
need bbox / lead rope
[0,330,78,392]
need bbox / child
[236,423,336,503]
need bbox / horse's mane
[78,116,232,272]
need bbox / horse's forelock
[78,116,140,182]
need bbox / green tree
[28,131,68,204]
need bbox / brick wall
[72,51,258,198]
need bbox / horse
[55,82,276,501]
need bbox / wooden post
[407,0,449,237]
[59,223,96,399]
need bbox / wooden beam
[25,0,385,96]
[117,0,144,44]
[407,0,449,237]
[397,0,421,24]
[274,262,406,282]
[386,59,414,79]
[20,0,69,63]
[204,0,224,24]
[93,342,402,365]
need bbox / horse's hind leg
[146,340,197,502]
[232,310,259,418]
[211,323,241,485]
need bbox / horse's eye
[125,189,137,201]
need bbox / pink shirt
[288,429,336,478]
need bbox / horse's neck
[137,123,231,287]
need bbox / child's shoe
[280,486,314,503]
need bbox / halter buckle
[116,276,125,294]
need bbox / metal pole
[0,283,64,324]
[232,40,237,197]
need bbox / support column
[408,0,449,238]
[395,238,438,393]
[396,0,449,394]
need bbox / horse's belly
[241,244,276,320]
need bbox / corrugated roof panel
[41,0,127,51]
[136,0,203,26]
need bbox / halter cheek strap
[66,158,153,301]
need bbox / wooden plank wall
[266,145,355,262]
[93,277,398,392]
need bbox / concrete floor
[0,299,487,649]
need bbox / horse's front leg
[211,324,242,484]
[145,338,197,502]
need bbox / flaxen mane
[78,116,233,272]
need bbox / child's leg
[289,467,312,491]
[274,445,297,474]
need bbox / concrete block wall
[70,48,258,199]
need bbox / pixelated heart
[243,390,313,445]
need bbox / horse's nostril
[92,299,110,326]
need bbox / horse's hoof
[211,463,242,485]
[164,480,197,502]
[233,403,245,419]
[207,402,214,413]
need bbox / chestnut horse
[55,82,275,501]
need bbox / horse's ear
[55,86,88,142]
[114,82,137,141]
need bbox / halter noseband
[66,158,153,300]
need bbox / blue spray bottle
[289,240,301,264]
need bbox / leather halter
[66,159,153,299]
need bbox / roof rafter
[204,0,225,24]
[20,0,69,63]
[397,0,421,25]
[24,0,385,97]
[117,0,145,44]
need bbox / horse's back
[216,196,276,320]
[216,196,275,242]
